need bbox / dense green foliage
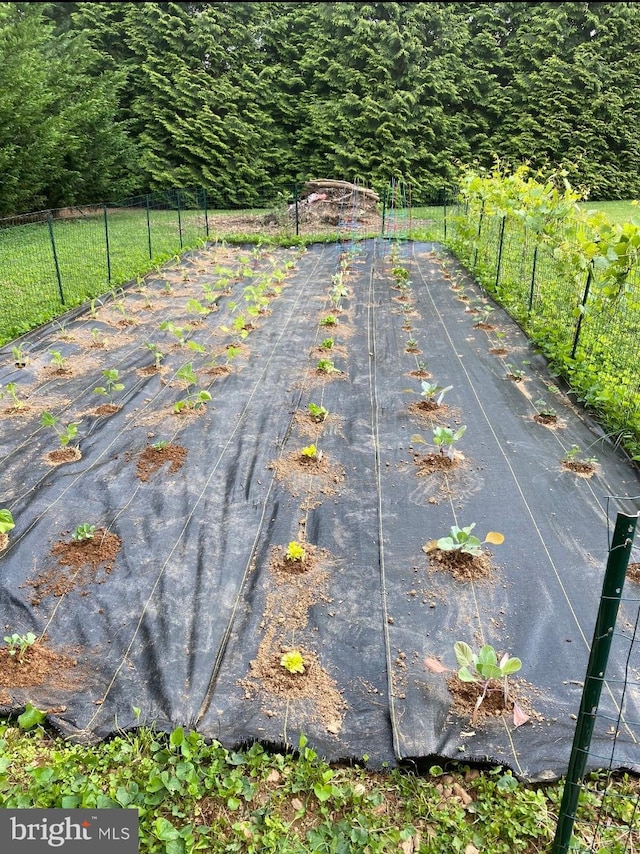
[1,1,640,215]
[1,720,639,852]
[447,163,640,458]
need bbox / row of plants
[446,162,640,460]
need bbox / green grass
[1,719,638,852]
[578,199,639,224]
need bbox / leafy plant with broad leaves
[0,509,15,535]
[316,358,338,374]
[308,403,328,423]
[4,632,36,661]
[280,650,305,674]
[425,641,528,727]
[420,381,452,405]
[320,315,337,327]
[94,369,125,405]
[425,524,504,557]
[173,363,212,413]
[285,541,306,563]
[0,382,25,410]
[40,412,79,448]
[300,444,319,460]
[432,425,467,458]
[72,523,95,542]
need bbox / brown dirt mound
[427,548,494,582]
[136,443,187,481]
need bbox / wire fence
[447,204,640,457]
[0,182,449,347]
[552,510,640,854]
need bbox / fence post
[551,511,638,854]
[495,215,507,291]
[203,188,209,239]
[570,264,593,359]
[443,188,447,242]
[294,183,299,237]
[46,211,65,305]
[381,186,387,237]
[145,195,152,260]
[472,200,485,269]
[103,205,111,285]
[528,244,538,313]
[177,190,183,249]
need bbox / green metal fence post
[177,190,183,249]
[103,205,112,285]
[551,511,638,854]
[528,244,538,313]
[571,263,593,359]
[443,188,447,242]
[203,188,209,238]
[381,186,387,237]
[145,195,152,260]
[472,201,485,269]
[294,183,299,237]
[495,215,507,291]
[46,211,65,305]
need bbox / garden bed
[0,239,639,782]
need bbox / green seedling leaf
[280,650,305,674]
[18,703,46,730]
[0,509,15,535]
[454,642,475,669]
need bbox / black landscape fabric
[1,239,639,782]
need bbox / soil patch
[489,347,509,356]
[27,528,122,605]
[45,447,82,466]
[268,543,327,580]
[533,413,558,427]
[91,403,122,417]
[413,453,460,476]
[0,533,8,551]
[0,643,79,691]
[408,401,450,423]
[561,460,596,478]
[203,364,232,379]
[473,322,495,331]
[626,563,640,584]
[445,674,538,727]
[137,364,166,377]
[136,443,187,481]
[426,547,494,582]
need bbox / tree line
[2,1,639,216]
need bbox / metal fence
[447,205,640,457]
[0,182,449,347]
[552,510,640,853]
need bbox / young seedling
[424,642,528,728]
[420,381,452,406]
[0,382,25,410]
[426,524,504,557]
[0,509,15,536]
[89,298,103,319]
[40,412,79,448]
[308,403,328,423]
[173,363,212,414]
[72,523,96,542]
[561,444,598,474]
[432,425,467,459]
[48,350,69,372]
[300,443,321,462]
[12,343,30,367]
[144,342,165,369]
[151,440,169,451]
[185,298,210,317]
[320,315,338,327]
[506,364,526,381]
[406,337,419,351]
[3,632,37,661]
[280,650,306,675]
[533,399,557,421]
[285,541,306,563]
[316,358,339,374]
[94,369,125,406]
[320,338,334,350]
[90,328,108,348]
[160,321,191,347]
[474,306,495,326]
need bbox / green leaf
[155,817,180,841]
[313,782,333,802]
[18,703,46,730]
[170,727,184,747]
[61,795,80,808]
[454,642,474,668]
[477,646,498,668]
[501,656,522,675]
[457,666,477,683]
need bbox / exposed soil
[2,405,32,417]
[473,322,495,331]
[0,643,79,692]
[269,449,345,497]
[561,459,596,478]
[489,347,508,356]
[408,401,450,423]
[26,528,122,606]
[203,364,232,379]
[426,547,494,582]
[533,413,558,426]
[627,563,640,584]
[136,443,187,481]
[413,452,459,476]
[45,447,82,466]
[268,543,326,579]
[91,403,122,417]
[445,674,537,727]
[0,533,8,551]
[137,364,165,377]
